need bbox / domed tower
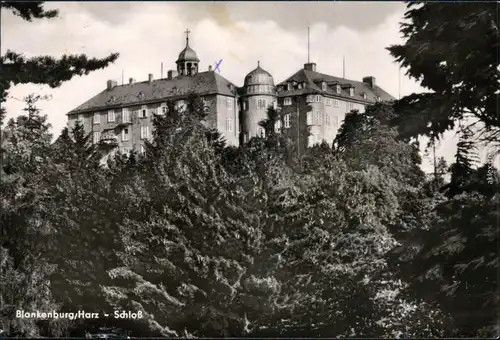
[176,29,199,76]
[240,61,277,143]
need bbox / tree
[0,1,119,125]
[0,95,63,337]
[387,2,499,146]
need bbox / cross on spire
[184,28,191,45]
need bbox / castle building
[67,30,394,155]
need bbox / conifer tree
[0,2,119,125]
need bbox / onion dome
[244,61,274,86]
[176,45,199,63]
[176,29,200,63]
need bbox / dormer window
[336,85,341,94]
[349,87,355,97]
[287,83,292,91]
[362,93,367,99]
[284,97,292,106]
[376,96,381,102]
[321,82,327,91]
[140,105,148,118]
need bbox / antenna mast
[342,56,345,79]
[307,26,310,63]
[161,62,164,79]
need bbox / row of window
[87,97,235,125]
[91,103,172,125]
[261,112,340,130]
[246,85,274,94]
[241,99,278,111]
[283,95,343,108]
[92,126,150,144]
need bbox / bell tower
[176,29,200,76]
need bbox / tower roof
[244,61,274,86]
[176,28,200,63]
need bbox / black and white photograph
[0,1,498,338]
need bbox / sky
[1,1,494,173]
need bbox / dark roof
[276,69,395,103]
[68,71,237,114]
[176,44,199,63]
[244,62,274,86]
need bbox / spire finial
[184,28,191,45]
[257,60,260,67]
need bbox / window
[325,98,331,106]
[347,102,354,111]
[325,114,331,126]
[306,95,314,103]
[274,120,281,132]
[307,111,312,125]
[107,110,115,122]
[140,105,148,118]
[257,99,267,110]
[93,112,100,124]
[160,103,168,115]
[322,82,327,91]
[298,83,302,89]
[284,97,292,106]
[376,96,381,102]
[140,126,149,139]
[227,98,233,110]
[226,118,233,132]
[314,111,321,125]
[362,93,367,99]
[284,114,291,128]
[315,95,321,102]
[258,127,265,137]
[140,145,145,154]
[336,85,341,94]
[122,128,129,141]
[333,116,339,129]
[122,108,130,123]
[243,101,248,110]
[273,101,277,109]
[333,99,340,108]
[349,87,355,97]
[287,83,292,91]
[93,131,101,144]
[76,114,82,123]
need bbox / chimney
[129,78,135,84]
[363,76,376,88]
[148,73,153,83]
[304,63,316,72]
[107,80,118,90]
[167,70,178,80]
[208,65,212,72]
